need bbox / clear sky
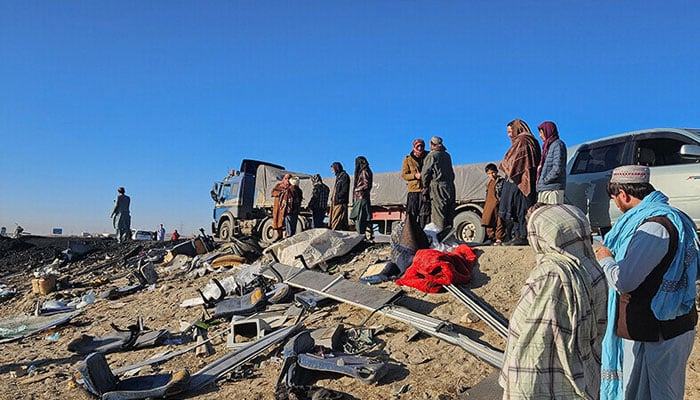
[1,0,698,237]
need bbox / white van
[565,128,700,235]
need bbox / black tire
[260,217,278,245]
[219,219,232,242]
[454,210,485,243]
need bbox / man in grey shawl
[421,136,456,233]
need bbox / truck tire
[219,219,232,242]
[260,218,278,245]
[454,210,485,243]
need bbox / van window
[635,138,697,166]
[570,142,626,174]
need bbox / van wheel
[454,210,485,243]
[260,218,278,245]
[219,220,232,242]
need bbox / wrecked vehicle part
[77,352,190,400]
[264,229,365,270]
[264,260,503,368]
[61,240,95,262]
[281,330,388,387]
[380,305,504,368]
[185,323,303,394]
[0,311,81,344]
[112,327,230,375]
[445,284,508,339]
[262,262,403,313]
[68,317,171,355]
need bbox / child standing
[481,163,506,245]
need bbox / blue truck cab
[211,159,312,243]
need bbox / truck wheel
[219,219,232,242]
[454,210,485,243]
[260,218,278,245]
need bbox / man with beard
[329,162,350,231]
[402,139,429,228]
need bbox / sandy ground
[0,238,698,400]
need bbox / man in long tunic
[420,136,455,232]
[481,163,505,245]
[402,139,428,228]
[329,162,350,231]
[500,204,608,399]
[350,156,373,239]
[110,187,131,243]
[271,173,291,240]
[595,165,698,400]
[308,174,330,228]
[499,118,541,245]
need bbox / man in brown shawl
[498,119,541,245]
[271,173,291,240]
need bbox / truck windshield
[220,178,240,205]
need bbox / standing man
[421,136,456,233]
[271,173,292,240]
[500,204,608,399]
[156,224,166,241]
[595,165,698,400]
[283,176,303,238]
[481,163,506,245]
[350,156,373,240]
[499,118,541,246]
[308,174,330,228]
[402,139,428,228]
[110,187,131,243]
[536,121,567,204]
[329,162,350,231]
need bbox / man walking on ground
[110,187,131,243]
[595,165,698,400]
[308,174,330,228]
[329,162,350,231]
[421,136,455,233]
[402,139,428,228]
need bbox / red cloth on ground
[395,244,476,293]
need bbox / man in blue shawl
[595,165,698,399]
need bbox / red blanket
[396,244,476,293]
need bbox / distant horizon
[2,1,698,237]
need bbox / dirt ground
[0,235,698,400]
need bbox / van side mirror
[680,144,700,159]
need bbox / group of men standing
[270,156,375,241]
[401,136,456,235]
[325,157,375,239]
[499,164,699,400]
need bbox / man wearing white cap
[420,136,456,233]
[595,165,698,400]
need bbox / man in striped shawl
[500,203,608,399]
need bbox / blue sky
[1,0,698,236]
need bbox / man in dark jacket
[421,136,456,232]
[308,174,330,228]
[110,187,131,243]
[536,121,567,204]
[402,139,428,228]
[329,162,350,231]
[350,156,373,239]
